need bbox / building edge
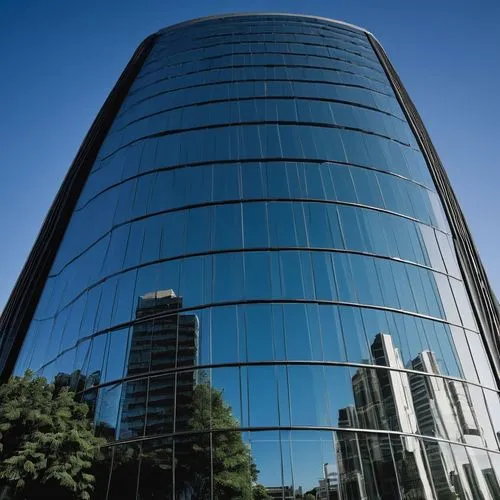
[0,34,157,380]
[367,34,500,386]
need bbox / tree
[252,483,271,499]
[0,370,105,500]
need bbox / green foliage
[252,483,271,499]
[0,370,105,499]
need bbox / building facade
[2,13,500,499]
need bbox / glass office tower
[2,13,500,499]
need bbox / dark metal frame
[0,35,157,379]
[368,34,500,385]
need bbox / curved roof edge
[156,12,376,40]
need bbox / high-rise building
[1,13,500,499]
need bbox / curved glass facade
[12,14,500,499]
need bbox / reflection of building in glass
[316,463,339,499]
[265,486,295,499]
[55,368,86,393]
[119,290,199,439]
[337,332,500,499]
[55,368,101,419]
[340,333,434,498]
[409,350,497,498]
[336,416,367,499]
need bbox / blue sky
[0,0,499,311]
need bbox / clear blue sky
[0,0,499,312]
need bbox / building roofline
[156,12,376,40]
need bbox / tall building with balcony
[1,13,500,499]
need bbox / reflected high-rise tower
[337,333,434,498]
[119,290,198,440]
[337,332,500,499]
[2,13,500,499]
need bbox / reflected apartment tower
[409,350,498,498]
[336,407,367,499]
[316,463,339,500]
[337,333,500,499]
[337,333,434,499]
[119,290,199,439]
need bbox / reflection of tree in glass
[105,376,268,499]
[181,379,256,499]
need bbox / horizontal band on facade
[115,95,405,137]
[136,59,387,97]
[97,423,500,456]
[136,49,385,84]
[123,78,396,123]
[67,358,499,398]
[49,237,454,285]
[39,247,462,326]
[58,198,448,278]
[143,38,378,71]
[98,119,416,162]
[128,66,394,102]
[144,42,376,75]
[86,157,434,212]
[33,298,480,371]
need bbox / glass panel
[138,438,173,499]
[483,389,500,450]
[436,230,461,277]
[211,306,240,364]
[213,253,244,302]
[243,202,269,248]
[449,277,478,331]
[145,373,175,436]
[339,431,402,499]
[213,204,242,250]
[102,328,129,384]
[288,430,337,496]
[119,378,148,440]
[245,303,274,361]
[107,442,141,500]
[466,331,496,388]
[467,447,500,499]
[389,434,434,498]
[95,383,122,440]
[487,452,500,498]
[250,431,289,496]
